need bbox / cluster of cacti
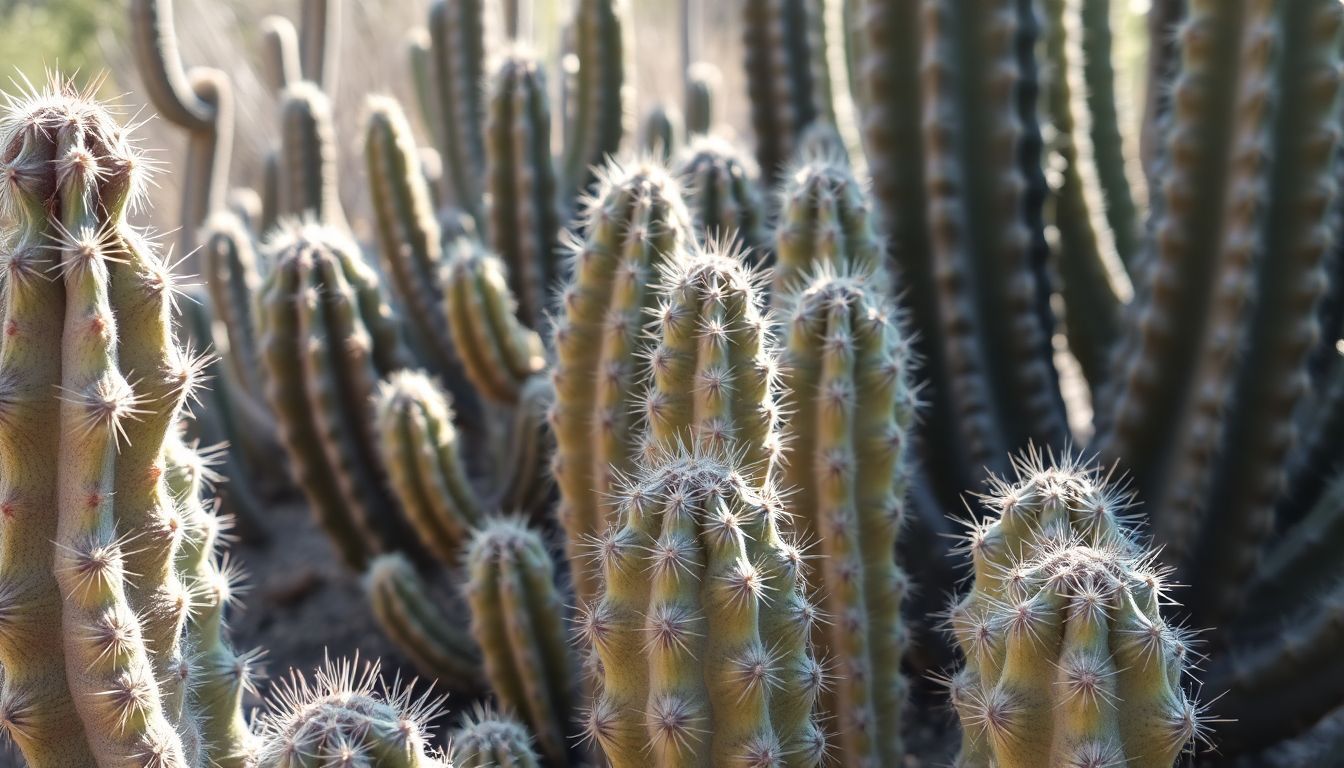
[1,0,1337,765]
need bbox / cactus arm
[299,0,341,91]
[408,29,441,144]
[1042,0,1128,390]
[260,15,302,93]
[449,709,542,768]
[639,104,678,161]
[364,97,464,381]
[1191,0,1344,622]
[429,0,489,218]
[260,150,280,235]
[202,212,266,400]
[683,62,715,137]
[487,375,555,514]
[561,0,628,196]
[485,52,564,329]
[771,157,884,298]
[0,102,97,767]
[675,137,766,263]
[278,83,346,227]
[364,554,485,691]
[741,0,831,180]
[1140,0,1186,182]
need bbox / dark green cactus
[427,0,489,218]
[683,62,717,137]
[674,136,766,260]
[277,82,346,227]
[561,0,628,196]
[947,455,1205,767]
[257,222,408,569]
[450,708,542,768]
[639,104,678,162]
[550,159,694,607]
[252,657,449,767]
[464,518,578,765]
[777,270,916,766]
[583,448,826,767]
[484,50,564,330]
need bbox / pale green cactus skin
[364,553,486,692]
[549,160,694,608]
[771,156,884,299]
[464,518,578,765]
[778,271,916,766]
[252,658,449,767]
[443,239,547,406]
[947,456,1202,768]
[584,450,826,768]
[450,709,542,768]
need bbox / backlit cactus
[252,657,449,767]
[450,708,542,768]
[777,270,916,766]
[947,455,1205,767]
[277,82,346,227]
[772,155,884,297]
[561,0,628,196]
[675,136,766,261]
[426,0,489,218]
[584,449,826,768]
[464,518,578,765]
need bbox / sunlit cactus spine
[165,434,259,767]
[443,239,548,405]
[363,553,486,693]
[674,136,767,261]
[946,455,1206,767]
[549,159,694,608]
[450,708,542,768]
[772,155,885,299]
[583,449,826,768]
[464,518,578,766]
[484,50,564,330]
[252,657,450,767]
[0,82,212,767]
[373,371,482,565]
[777,270,917,766]
[257,222,408,569]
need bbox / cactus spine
[464,519,577,765]
[948,456,1203,767]
[585,450,825,768]
[485,51,564,330]
[771,156,884,297]
[450,708,542,768]
[675,137,766,261]
[550,160,693,607]
[778,271,915,766]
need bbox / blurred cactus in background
[0,0,1342,765]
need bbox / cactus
[741,0,835,180]
[674,136,766,261]
[464,518,577,765]
[364,96,465,381]
[257,222,409,569]
[771,154,885,297]
[165,435,260,767]
[260,15,302,92]
[550,159,693,607]
[373,371,482,565]
[0,81,230,767]
[364,553,486,692]
[252,657,449,767]
[427,0,490,218]
[299,0,341,90]
[443,240,547,405]
[128,0,233,255]
[947,454,1205,767]
[583,448,826,768]
[450,708,542,768]
[277,82,346,227]
[639,104,678,161]
[561,0,628,196]
[484,50,564,330]
[201,212,269,407]
[777,270,916,766]
[683,62,717,137]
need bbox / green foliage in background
[0,0,121,89]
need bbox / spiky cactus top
[252,657,449,767]
[583,448,826,768]
[947,454,1207,767]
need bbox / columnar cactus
[450,708,542,768]
[947,455,1205,767]
[165,434,259,767]
[464,518,578,765]
[550,160,693,607]
[427,0,489,218]
[252,657,450,767]
[443,240,547,405]
[277,82,346,227]
[639,104,677,161]
[561,0,628,196]
[683,62,717,137]
[257,222,408,568]
[202,212,265,402]
[777,270,916,766]
[484,51,564,330]
[674,136,766,260]
[0,82,217,767]
[771,155,884,297]
[365,96,464,381]
[260,14,302,92]
[584,449,826,767]
[364,553,486,693]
